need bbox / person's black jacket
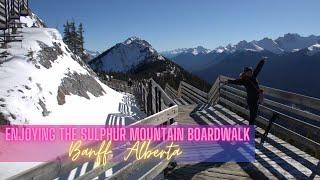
[227,60,265,104]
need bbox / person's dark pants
[248,100,259,125]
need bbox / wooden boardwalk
[164,103,320,179]
[9,77,320,180]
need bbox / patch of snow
[20,13,46,28]
[307,44,320,56]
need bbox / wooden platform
[165,104,320,179]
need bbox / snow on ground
[0,27,125,125]
[0,16,146,179]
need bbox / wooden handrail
[9,79,179,180]
[219,97,320,157]
[180,81,208,98]
[149,79,176,106]
[177,81,208,104]
[165,84,179,99]
[220,88,320,141]
[9,106,178,180]
[207,77,221,104]
[222,85,320,123]
[219,75,320,111]
[216,75,320,158]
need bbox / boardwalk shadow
[57,94,146,179]
[167,104,268,179]
[214,105,320,179]
[168,104,319,179]
[106,95,146,126]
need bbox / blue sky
[31,0,320,52]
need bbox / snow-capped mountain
[254,38,283,54]
[213,33,320,54]
[0,13,125,125]
[227,40,264,53]
[275,33,320,52]
[161,46,211,58]
[89,37,165,72]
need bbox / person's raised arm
[253,58,266,78]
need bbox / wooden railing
[8,76,320,179]
[177,81,208,104]
[164,84,179,100]
[166,76,320,158]
[9,79,179,180]
[216,75,320,158]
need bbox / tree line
[63,21,90,61]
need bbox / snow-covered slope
[0,15,126,125]
[20,12,47,28]
[161,46,211,58]
[89,37,165,72]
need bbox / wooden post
[155,87,158,113]
[218,75,221,103]
[148,80,153,115]
[158,90,162,112]
[144,89,148,113]
[141,85,145,111]
[169,103,175,125]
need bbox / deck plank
[166,103,320,180]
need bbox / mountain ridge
[161,33,320,57]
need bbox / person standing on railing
[222,58,266,126]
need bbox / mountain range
[89,33,320,98]
[160,33,320,98]
[163,33,320,57]
[161,46,211,58]
[160,33,320,73]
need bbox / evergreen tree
[63,21,71,47]
[69,21,77,54]
[62,20,87,60]
[77,23,85,59]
